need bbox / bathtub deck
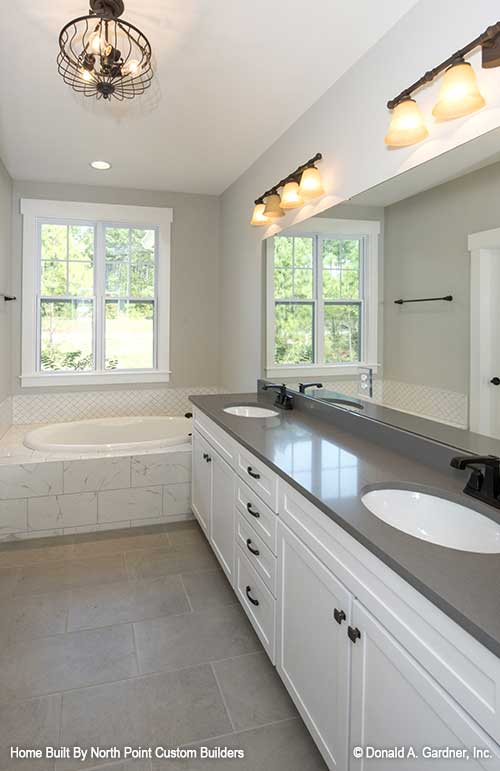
[0,424,191,465]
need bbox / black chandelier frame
[57,1,153,101]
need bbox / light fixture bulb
[89,29,103,54]
[298,167,324,201]
[123,58,142,77]
[80,68,94,83]
[432,61,485,121]
[90,160,112,170]
[281,181,304,210]
[263,193,285,219]
[384,98,429,147]
[250,203,270,226]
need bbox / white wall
[220,0,500,391]
[0,158,12,404]
[10,181,221,394]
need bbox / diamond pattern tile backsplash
[0,397,12,439]
[13,386,226,424]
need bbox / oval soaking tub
[24,415,192,454]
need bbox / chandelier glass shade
[57,0,153,101]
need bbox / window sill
[20,370,172,388]
[265,363,379,379]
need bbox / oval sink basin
[223,405,279,418]
[361,489,500,553]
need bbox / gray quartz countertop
[190,392,500,659]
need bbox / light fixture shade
[263,194,285,219]
[250,203,270,226]
[432,62,485,121]
[384,98,429,147]
[298,167,324,200]
[281,181,304,210]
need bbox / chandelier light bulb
[123,58,142,77]
[281,181,304,210]
[88,30,102,53]
[80,68,94,82]
[298,166,325,201]
[384,98,429,147]
[432,61,485,121]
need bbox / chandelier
[57,0,153,101]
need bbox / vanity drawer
[237,511,277,596]
[236,478,277,555]
[236,445,278,511]
[236,546,275,662]
[193,409,236,467]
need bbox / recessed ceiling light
[90,160,111,170]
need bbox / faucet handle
[450,455,500,470]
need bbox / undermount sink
[223,405,279,418]
[361,488,500,553]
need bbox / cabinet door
[191,430,212,536]
[210,451,235,584]
[350,600,500,770]
[277,521,351,771]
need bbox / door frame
[468,227,500,436]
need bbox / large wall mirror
[263,125,500,455]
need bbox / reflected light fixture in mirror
[250,202,270,226]
[281,181,304,209]
[384,98,429,147]
[432,61,485,121]
[263,192,285,219]
[298,166,325,200]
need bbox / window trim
[265,218,380,378]
[20,199,173,388]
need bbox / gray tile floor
[0,522,327,771]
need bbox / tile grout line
[209,661,236,733]
[176,715,302,750]
[3,649,268,707]
[178,573,194,613]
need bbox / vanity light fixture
[385,21,500,146]
[57,0,153,101]
[250,153,323,226]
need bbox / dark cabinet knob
[491,377,500,386]
[247,466,261,479]
[333,608,346,625]
[245,586,259,606]
[347,626,361,643]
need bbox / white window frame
[20,199,173,387]
[265,218,380,378]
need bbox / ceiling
[0,0,418,195]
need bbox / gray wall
[11,181,221,394]
[383,160,500,394]
[0,159,12,403]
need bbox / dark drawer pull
[333,608,346,625]
[246,502,260,518]
[246,585,259,606]
[203,453,208,460]
[246,538,260,556]
[348,626,361,643]
[247,466,261,479]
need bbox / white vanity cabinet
[350,600,500,771]
[191,409,500,771]
[191,429,212,536]
[191,425,235,584]
[277,521,351,770]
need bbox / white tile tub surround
[0,396,12,440]
[0,446,193,541]
[12,385,225,424]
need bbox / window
[21,200,172,387]
[266,219,379,377]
